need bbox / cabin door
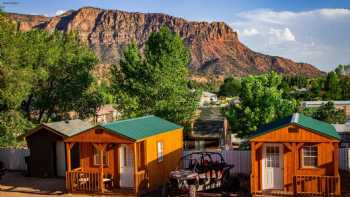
[119,144,134,188]
[262,144,283,190]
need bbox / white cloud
[55,10,66,16]
[241,28,260,36]
[268,28,295,42]
[231,9,350,71]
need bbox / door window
[266,146,280,168]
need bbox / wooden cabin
[24,119,92,177]
[64,115,183,195]
[250,113,341,196]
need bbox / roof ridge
[102,115,155,126]
[291,113,299,123]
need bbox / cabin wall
[251,124,339,192]
[26,129,63,177]
[144,128,183,190]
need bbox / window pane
[303,145,317,167]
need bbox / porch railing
[293,175,341,196]
[66,170,100,192]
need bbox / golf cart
[168,152,234,195]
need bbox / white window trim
[157,141,164,162]
[301,145,318,168]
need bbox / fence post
[293,176,297,196]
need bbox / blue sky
[2,0,350,71]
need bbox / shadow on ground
[0,171,65,195]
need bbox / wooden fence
[293,175,340,196]
[0,148,29,171]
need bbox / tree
[218,76,241,97]
[225,72,297,138]
[335,64,346,76]
[324,71,341,100]
[300,102,346,124]
[20,31,100,122]
[340,76,350,99]
[112,27,199,124]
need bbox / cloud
[55,10,66,16]
[268,28,295,42]
[241,28,260,36]
[231,9,350,71]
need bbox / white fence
[0,147,349,173]
[0,148,29,171]
[340,148,350,171]
[183,150,251,175]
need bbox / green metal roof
[43,119,93,137]
[100,115,183,140]
[250,113,340,140]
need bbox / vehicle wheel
[189,184,196,197]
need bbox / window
[265,146,280,168]
[93,146,108,166]
[302,145,318,168]
[157,141,164,162]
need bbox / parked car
[168,152,233,195]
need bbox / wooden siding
[251,124,339,143]
[250,124,340,195]
[142,128,183,190]
[65,128,134,144]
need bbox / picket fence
[1,148,350,173]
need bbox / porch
[65,141,147,195]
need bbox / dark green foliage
[324,71,342,100]
[218,76,241,97]
[0,12,101,146]
[112,27,199,124]
[300,102,346,124]
[225,72,297,138]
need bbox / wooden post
[293,176,297,195]
[133,143,138,196]
[65,143,71,192]
[333,142,339,176]
[66,143,72,172]
[97,143,106,193]
[251,142,256,193]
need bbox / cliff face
[8,7,323,79]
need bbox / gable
[65,127,134,144]
[251,124,340,142]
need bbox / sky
[2,0,350,71]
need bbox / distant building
[185,106,230,150]
[92,104,121,124]
[333,121,350,148]
[300,101,350,119]
[200,91,218,106]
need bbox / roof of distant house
[100,115,183,140]
[96,104,118,116]
[250,113,340,140]
[25,119,93,138]
[301,100,350,106]
[333,121,350,133]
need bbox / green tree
[112,27,199,124]
[218,76,241,97]
[300,102,346,124]
[225,72,297,138]
[324,71,341,100]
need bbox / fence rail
[293,175,340,196]
[66,170,100,192]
